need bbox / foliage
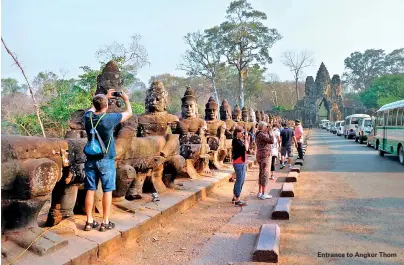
[209,0,282,106]
[130,102,145,114]
[272,106,286,111]
[1,78,27,95]
[359,74,404,109]
[343,48,404,92]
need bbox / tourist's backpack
[83,112,112,158]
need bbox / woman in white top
[270,123,281,179]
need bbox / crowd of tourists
[231,117,304,207]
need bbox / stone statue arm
[219,121,227,139]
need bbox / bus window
[351,117,359,124]
[397,108,403,126]
[389,109,397,126]
[377,112,384,126]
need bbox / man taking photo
[83,89,132,232]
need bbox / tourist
[280,122,297,169]
[270,123,281,179]
[83,90,133,232]
[255,121,274,199]
[232,126,250,206]
[294,120,304,160]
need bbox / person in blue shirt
[83,89,132,232]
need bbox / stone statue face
[249,109,256,122]
[220,109,231,120]
[182,100,197,118]
[242,112,249,122]
[146,92,167,113]
[205,108,217,120]
[232,112,241,121]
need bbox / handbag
[83,112,112,158]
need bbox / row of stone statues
[1,61,280,256]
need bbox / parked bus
[374,99,404,165]
[344,114,371,139]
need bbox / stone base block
[291,165,301,173]
[6,227,68,256]
[280,183,294,197]
[272,198,292,220]
[285,171,298,182]
[294,159,304,166]
[252,224,280,263]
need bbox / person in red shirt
[232,126,249,207]
[294,120,304,160]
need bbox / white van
[355,117,373,144]
[344,114,371,139]
[320,119,330,129]
[336,120,345,136]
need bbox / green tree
[343,48,404,92]
[1,78,26,95]
[360,74,404,109]
[210,0,282,107]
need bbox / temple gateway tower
[294,62,344,126]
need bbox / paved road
[280,129,404,265]
[100,129,403,265]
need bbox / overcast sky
[2,0,404,86]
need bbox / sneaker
[280,163,285,169]
[257,192,262,198]
[288,164,292,169]
[270,175,275,180]
[231,198,235,204]
[260,194,272,200]
[235,200,248,207]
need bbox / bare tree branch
[2,37,46,137]
[282,50,315,101]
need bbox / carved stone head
[232,105,242,122]
[255,110,262,122]
[219,99,232,121]
[242,106,249,122]
[96,61,123,95]
[205,96,218,121]
[249,108,256,122]
[181,86,197,119]
[145,81,168,113]
[96,61,124,110]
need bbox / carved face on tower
[219,99,232,121]
[145,81,168,113]
[181,87,197,119]
[249,108,256,122]
[205,96,218,121]
[96,61,123,110]
[232,105,242,122]
[242,107,249,122]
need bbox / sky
[2,0,404,86]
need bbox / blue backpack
[83,112,112,158]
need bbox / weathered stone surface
[280,183,295,197]
[6,227,68,256]
[272,198,292,220]
[286,171,298,182]
[253,224,280,263]
[294,159,304,166]
[291,165,301,173]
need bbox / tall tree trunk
[239,71,244,108]
[212,78,220,119]
[295,77,300,102]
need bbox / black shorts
[281,146,293,157]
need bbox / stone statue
[2,136,69,256]
[219,99,237,163]
[255,110,262,123]
[232,105,242,122]
[117,81,185,200]
[204,96,227,169]
[176,87,212,178]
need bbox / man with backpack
[83,89,132,232]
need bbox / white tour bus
[344,114,371,139]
